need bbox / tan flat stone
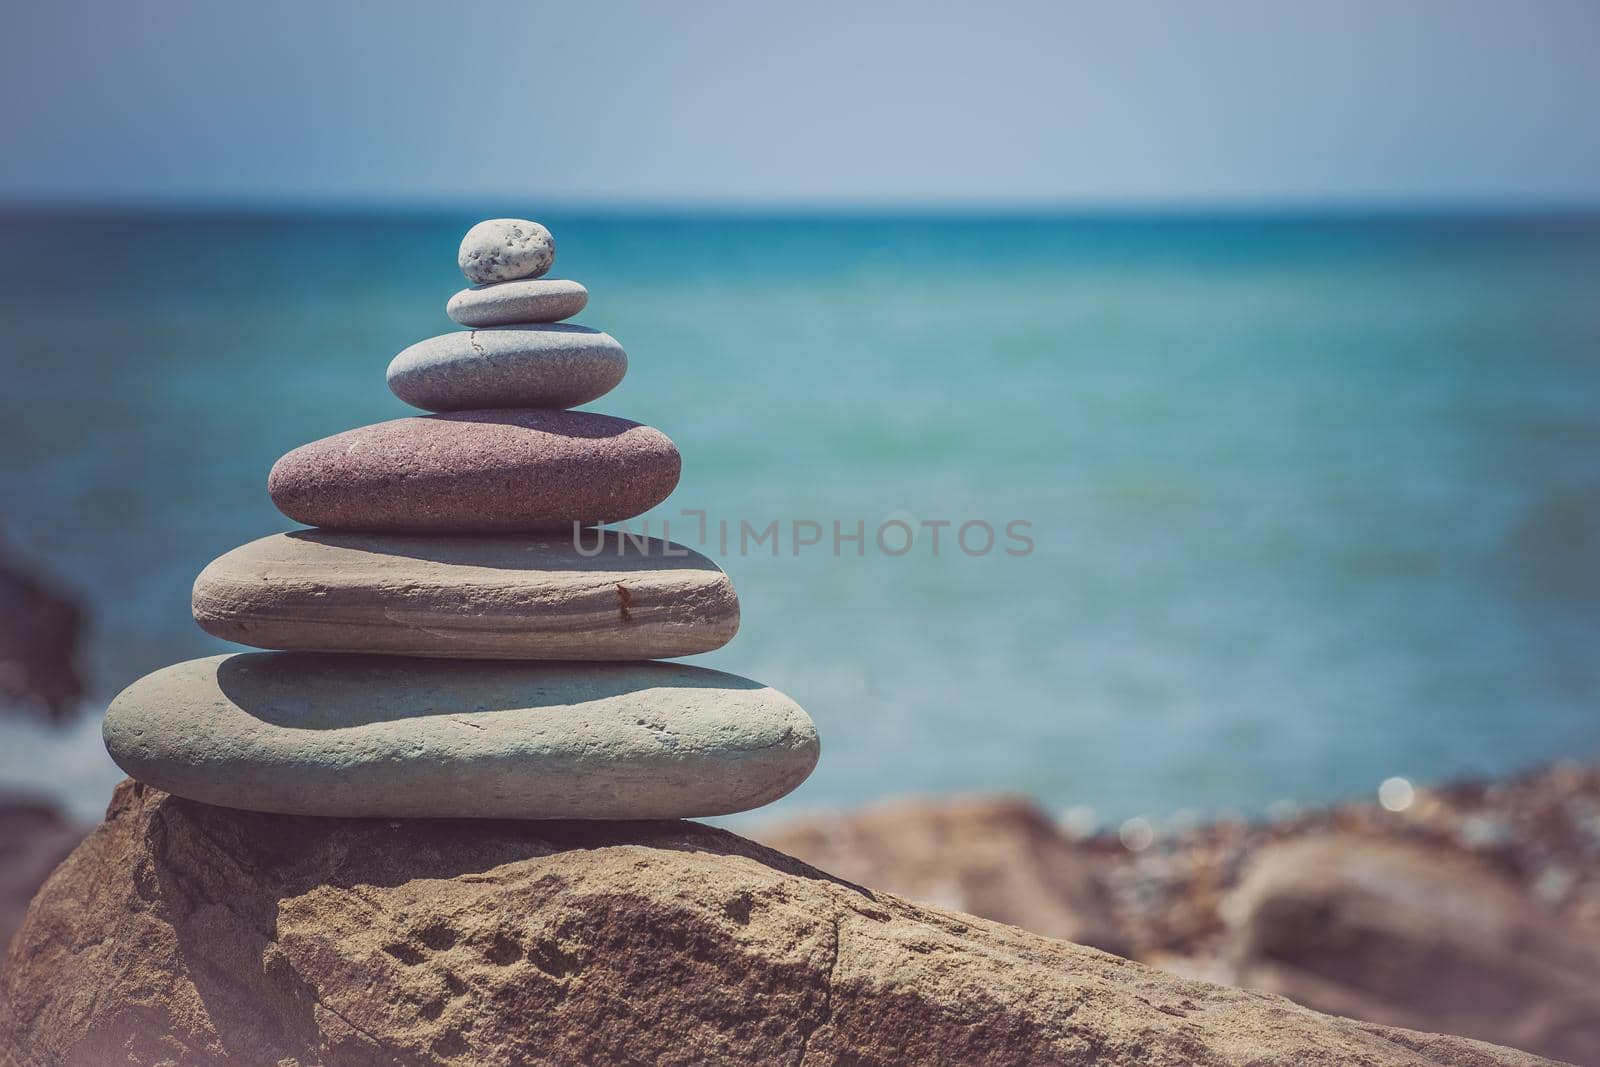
[193,530,739,659]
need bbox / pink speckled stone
[268,410,680,533]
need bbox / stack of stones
[103,219,820,821]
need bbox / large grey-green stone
[102,654,819,819]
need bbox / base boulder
[0,783,1556,1066]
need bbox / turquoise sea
[2,211,1599,826]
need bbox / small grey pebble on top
[458,219,555,284]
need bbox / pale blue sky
[4,0,1599,207]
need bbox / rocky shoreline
[761,760,1600,1063]
[1082,761,1600,965]
[0,781,1563,1066]
[2,763,1595,1062]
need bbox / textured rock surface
[268,409,680,533]
[0,783,1555,1067]
[447,278,588,327]
[102,654,817,819]
[193,530,739,659]
[1228,834,1600,1065]
[387,324,626,412]
[457,218,554,284]
[761,794,1128,956]
[0,796,84,949]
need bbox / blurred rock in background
[1226,835,1600,1065]
[0,532,92,950]
[762,762,1600,1065]
[0,536,85,724]
[760,794,1128,956]
[0,796,86,948]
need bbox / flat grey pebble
[447,278,588,327]
[387,324,626,411]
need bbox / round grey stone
[448,279,588,327]
[387,324,626,411]
[192,530,740,659]
[458,218,555,284]
[102,654,821,819]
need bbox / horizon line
[4,193,1600,221]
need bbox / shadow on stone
[213,653,766,730]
